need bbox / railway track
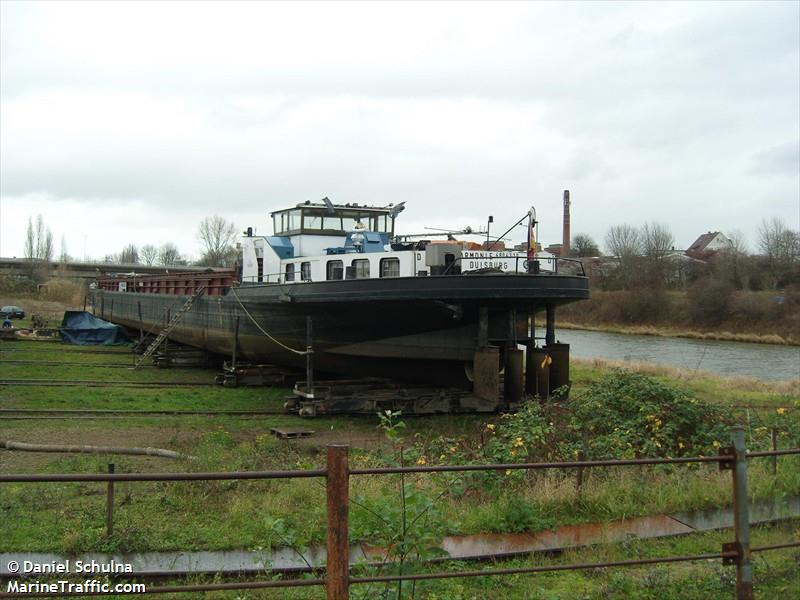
[0,407,290,420]
[1,360,138,368]
[0,378,216,388]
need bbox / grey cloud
[751,141,800,176]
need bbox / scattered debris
[0,441,186,460]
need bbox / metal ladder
[132,286,205,370]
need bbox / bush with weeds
[558,371,729,460]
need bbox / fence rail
[0,427,798,599]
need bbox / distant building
[512,242,542,253]
[545,243,563,256]
[685,231,733,259]
[481,241,506,251]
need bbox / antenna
[322,196,336,215]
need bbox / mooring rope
[229,286,308,355]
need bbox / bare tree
[119,244,139,264]
[24,218,35,261]
[197,215,238,267]
[641,222,675,263]
[24,214,53,262]
[758,217,799,264]
[604,224,643,289]
[59,235,70,263]
[757,217,800,288]
[158,243,182,266]
[140,244,158,266]
[571,233,600,258]
[605,224,642,259]
[42,229,53,262]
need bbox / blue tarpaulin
[60,311,131,346]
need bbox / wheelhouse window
[326,260,344,280]
[352,259,370,279]
[380,257,400,278]
[301,262,311,281]
[285,263,295,282]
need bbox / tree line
[23,215,239,270]
[568,217,799,291]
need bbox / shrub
[41,278,85,304]
[559,371,729,460]
[687,279,734,326]
[618,287,671,323]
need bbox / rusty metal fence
[0,426,798,599]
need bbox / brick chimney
[562,189,571,257]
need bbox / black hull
[93,274,589,387]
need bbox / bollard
[326,445,349,600]
[106,463,115,537]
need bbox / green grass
[1,338,798,597]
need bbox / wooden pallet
[270,427,315,439]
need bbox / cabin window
[305,215,323,230]
[301,262,311,281]
[341,216,358,231]
[380,257,400,277]
[326,260,344,280]
[323,216,342,230]
[352,259,370,279]
[285,263,295,282]
[288,210,301,231]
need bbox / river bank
[553,289,800,346]
[558,320,797,346]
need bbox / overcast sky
[1,0,798,261]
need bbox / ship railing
[238,272,309,285]
[444,254,586,277]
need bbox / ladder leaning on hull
[132,286,206,370]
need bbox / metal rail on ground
[0,379,216,388]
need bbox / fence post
[729,426,754,600]
[326,445,349,600]
[771,429,777,475]
[106,463,115,537]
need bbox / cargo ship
[93,198,589,409]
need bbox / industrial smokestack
[562,190,571,257]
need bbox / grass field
[1,335,798,599]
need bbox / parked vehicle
[0,306,25,319]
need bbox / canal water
[553,329,800,382]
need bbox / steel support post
[545,304,555,347]
[525,312,536,394]
[326,445,349,600]
[478,307,489,348]
[731,426,754,600]
[137,301,144,343]
[232,316,240,370]
[306,316,314,398]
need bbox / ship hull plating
[93,274,589,387]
